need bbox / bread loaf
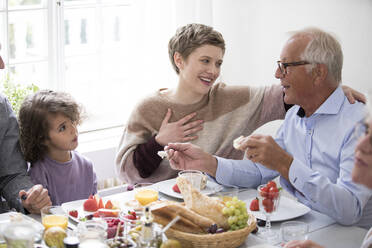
[151,201,213,233]
[176,177,229,229]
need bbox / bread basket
[165,213,257,248]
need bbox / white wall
[213,0,372,94]
[82,0,372,185]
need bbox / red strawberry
[260,186,269,198]
[262,198,274,213]
[69,210,78,218]
[268,186,279,199]
[83,198,99,212]
[124,211,137,220]
[172,184,180,193]
[105,200,113,209]
[267,181,277,189]
[249,197,259,211]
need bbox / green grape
[228,217,235,225]
[224,198,249,231]
[222,207,229,215]
[238,220,245,226]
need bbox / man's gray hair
[290,27,343,84]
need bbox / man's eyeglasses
[277,61,310,75]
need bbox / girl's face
[352,116,372,189]
[45,113,78,156]
[177,44,223,97]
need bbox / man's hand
[239,134,293,180]
[155,109,203,146]
[342,85,366,104]
[283,240,324,248]
[165,143,217,177]
[19,185,52,214]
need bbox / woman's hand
[342,85,366,104]
[155,109,203,146]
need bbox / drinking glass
[281,221,309,242]
[134,183,159,206]
[77,219,107,241]
[3,222,35,248]
[41,206,68,230]
[120,210,143,238]
[178,170,204,190]
[256,184,281,240]
[215,185,239,203]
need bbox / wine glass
[256,183,281,240]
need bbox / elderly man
[165,28,372,228]
[0,43,51,214]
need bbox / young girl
[19,90,97,205]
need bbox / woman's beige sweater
[116,83,285,184]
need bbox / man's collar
[297,86,343,118]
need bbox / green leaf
[1,73,39,115]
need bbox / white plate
[247,196,311,222]
[155,178,223,199]
[0,212,44,243]
[62,199,108,223]
[62,199,132,223]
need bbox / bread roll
[233,135,245,150]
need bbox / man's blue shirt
[215,86,372,228]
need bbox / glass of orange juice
[215,185,239,203]
[134,183,159,206]
[41,206,68,230]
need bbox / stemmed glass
[257,183,281,240]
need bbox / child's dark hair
[19,90,82,163]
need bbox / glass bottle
[140,206,155,247]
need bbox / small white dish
[155,178,223,199]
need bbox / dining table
[1,182,368,248]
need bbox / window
[0,0,150,133]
